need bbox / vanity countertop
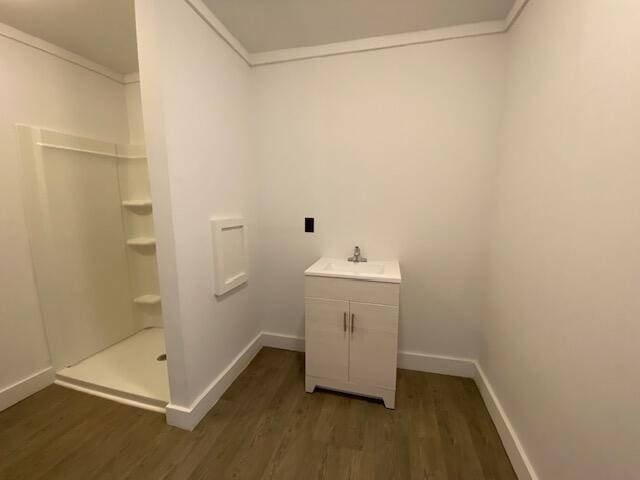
[304,257,401,284]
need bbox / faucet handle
[348,245,366,262]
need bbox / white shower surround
[0,27,131,411]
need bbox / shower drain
[157,353,167,362]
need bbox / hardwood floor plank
[185,352,295,479]
[224,352,304,480]
[260,387,328,478]
[1,399,121,480]
[92,409,175,480]
[406,369,448,480]
[36,404,156,480]
[0,387,115,475]
[457,378,517,480]
[0,348,516,480]
[158,351,277,479]
[431,373,487,479]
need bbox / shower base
[55,327,170,412]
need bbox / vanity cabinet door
[348,301,398,389]
[305,298,350,381]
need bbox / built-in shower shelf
[122,199,152,209]
[133,294,161,305]
[126,237,156,247]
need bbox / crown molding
[123,72,140,84]
[0,20,139,85]
[0,0,531,82]
[0,21,125,83]
[185,0,532,68]
[505,0,530,31]
[184,0,252,66]
[250,20,505,66]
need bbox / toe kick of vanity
[303,272,401,409]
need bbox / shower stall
[17,126,169,412]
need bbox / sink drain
[157,353,167,361]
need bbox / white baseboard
[259,332,535,480]
[165,332,263,431]
[260,332,476,378]
[163,329,536,480]
[261,331,305,352]
[0,367,55,412]
[473,363,538,480]
[397,350,477,378]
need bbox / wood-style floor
[0,348,516,479]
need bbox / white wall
[135,0,259,409]
[253,36,506,359]
[125,82,145,145]
[484,0,640,478]
[0,30,129,405]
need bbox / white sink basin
[305,257,401,283]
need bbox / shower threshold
[55,328,170,413]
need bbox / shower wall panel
[18,127,141,368]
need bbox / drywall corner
[165,333,262,430]
[134,0,190,407]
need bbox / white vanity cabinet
[303,264,401,409]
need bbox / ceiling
[0,0,138,74]
[203,0,516,53]
[0,0,516,73]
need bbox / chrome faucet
[348,246,367,263]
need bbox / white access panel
[211,217,249,296]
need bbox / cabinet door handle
[351,313,355,333]
[343,312,347,332]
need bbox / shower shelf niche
[126,237,156,247]
[133,294,161,305]
[122,199,152,209]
